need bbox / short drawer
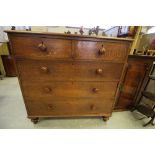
[74,40,129,62]
[26,98,114,116]
[21,81,118,99]
[10,36,72,59]
[16,60,124,82]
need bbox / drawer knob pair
[38,42,47,51]
[98,44,106,55]
[96,68,103,74]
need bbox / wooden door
[114,56,154,110]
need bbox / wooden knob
[41,66,48,73]
[92,88,99,93]
[98,44,106,55]
[96,68,103,74]
[38,42,47,51]
[90,104,95,110]
[47,104,54,110]
[44,87,52,93]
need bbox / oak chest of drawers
[6,30,132,124]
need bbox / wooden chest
[6,30,132,123]
[115,55,155,111]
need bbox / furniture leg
[31,117,39,124]
[102,116,109,122]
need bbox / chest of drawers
[6,30,132,124]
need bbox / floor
[0,77,154,129]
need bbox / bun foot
[102,117,109,122]
[31,118,39,124]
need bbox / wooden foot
[102,117,109,122]
[31,118,39,124]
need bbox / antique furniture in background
[117,26,138,38]
[104,26,141,55]
[115,55,155,111]
[104,26,138,39]
[132,62,155,127]
[0,42,17,77]
[1,55,17,77]
[134,32,155,55]
[6,30,132,123]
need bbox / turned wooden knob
[41,66,48,73]
[98,44,106,55]
[90,104,95,110]
[92,88,99,93]
[47,104,54,110]
[96,68,103,74]
[38,42,47,51]
[44,87,52,93]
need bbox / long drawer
[26,98,114,116]
[16,60,124,81]
[21,81,118,99]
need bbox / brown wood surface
[26,98,114,117]
[6,31,132,122]
[1,55,17,76]
[21,81,118,99]
[10,36,72,59]
[115,55,155,110]
[9,35,130,63]
[5,30,134,41]
[16,60,124,82]
[74,40,128,61]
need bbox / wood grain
[16,60,124,82]
[6,31,132,122]
[115,55,155,110]
[21,81,118,99]
[26,98,114,116]
[10,36,72,59]
[74,40,128,61]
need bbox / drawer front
[10,36,72,59]
[16,60,123,81]
[74,40,128,61]
[26,98,113,116]
[21,81,118,99]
